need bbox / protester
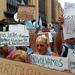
[6,46,32,60]
[0,45,9,58]
[48,23,57,52]
[0,44,16,58]
[42,22,49,32]
[55,15,75,57]
[11,50,28,62]
[16,46,33,55]
[6,48,28,62]
[34,34,58,56]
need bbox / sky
[58,0,75,8]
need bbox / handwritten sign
[9,24,25,32]
[0,58,72,75]
[31,54,68,71]
[0,32,29,46]
[17,5,35,21]
[63,3,75,39]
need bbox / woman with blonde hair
[7,50,28,62]
[35,34,58,56]
[11,50,28,62]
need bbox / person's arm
[54,27,63,55]
[54,16,64,56]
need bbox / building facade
[0,0,62,24]
[56,1,63,22]
[0,0,7,20]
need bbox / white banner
[31,54,68,71]
[63,3,75,40]
[0,32,29,46]
[9,24,25,32]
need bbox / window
[17,0,28,5]
[7,0,28,14]
[7,0,18,13]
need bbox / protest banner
[0,58,72,75]
[31,54,69,71]
[0,73,7,75]
[17,5,35,21]
[9,24,25,32]
[0,32,29,46]
[63,2,75,40]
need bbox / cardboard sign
[63,3,75,39]
[0,73,7,75]
[0,32,29,46]
[9,24,25,32]
[17,5,35,21]
[0,58,72,75]
[31,54,68,71]
[67,49,75,73]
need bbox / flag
[21,0,25,5]
[39,17,42,31]
[37,17,43,34]
[25,20,34,29]
[34,16,39,28]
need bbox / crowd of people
[0,15,74,59]
[0,15,75,73]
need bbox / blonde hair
[36,35,49,44]
[12,50,27,62]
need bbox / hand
[58,16,64,25]
[57,15,64,30]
